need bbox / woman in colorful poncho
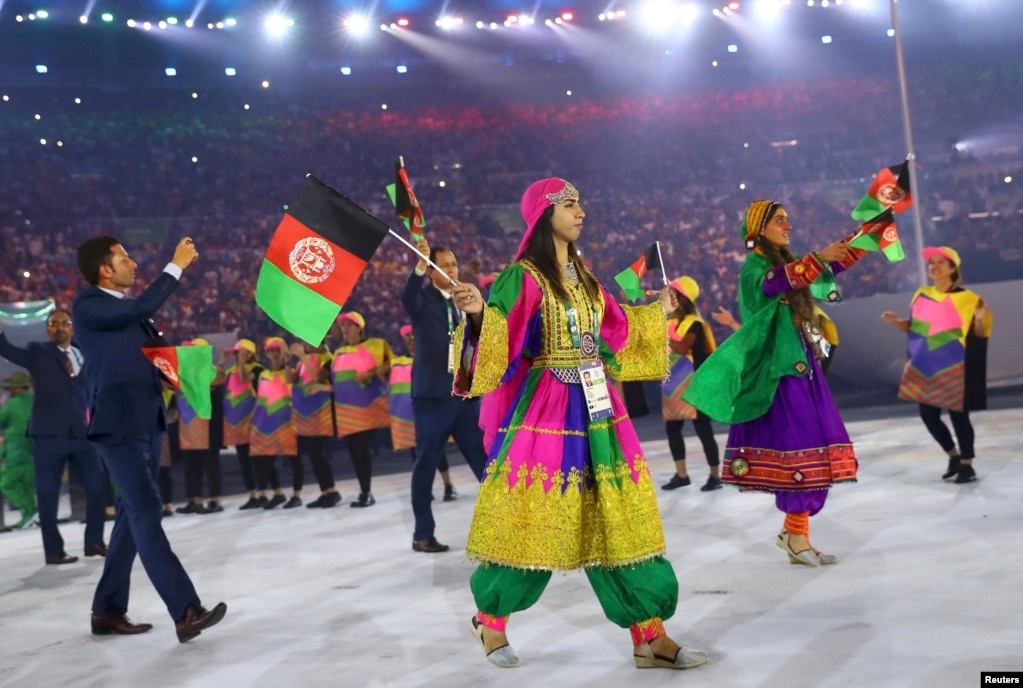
[881,246,992,484]
[660,276,722,493]
[683,200,867,567]
[289,341,341,508]
[175,338,224,514]
[249,337,300,509]
[332,312,393,508]
[450,177,707,671]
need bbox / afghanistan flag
[614,242,662,302]
[385,156,425,241]
[256,175,390,346]
[851,160,913,221]
[849,208,906,262]
[141,340,216,419]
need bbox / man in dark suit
[401,238,487,554]
[72,236,226,642]
[0,309,107,565]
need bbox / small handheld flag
[385,156,426,241]
[849,208,906,263]
[256,175,390,347]
[614,242,664,302]
[141,339,216,419]
[852,160,913,221]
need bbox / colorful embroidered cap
[670,276,700,302]
[226,339,256,354]
[336,311,366,330]
[515,177,580,260]
[264,336,286,350]
[740,199,782,250]
[921,246,961,268]
[399,324,412,338]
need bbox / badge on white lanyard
[447,298,458,374]
[567,305,613,421]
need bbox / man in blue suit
[0,309,107,565]
[401,238,487,554]
[72,236,226,642]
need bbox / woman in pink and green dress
[450,177,708,672]
[249,337,301,509]
[332,312,393,508]
[289,341,341,508]
[881,245,992,484]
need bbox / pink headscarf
[399,324,412,338]
[513,177,580,261]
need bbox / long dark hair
[754,206,819,329]
[521,207,601,304]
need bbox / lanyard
[563,299,600,359]
[445,297,456,335]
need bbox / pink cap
[399,325,412,338]
[514,177,580,261]
[336,311,366,329]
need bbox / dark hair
[754,207,819,329]
[76,236,120,285]
[672,292,696,319]
[428,245,456,265]
[46,308,72,324]
[521,207,601,304]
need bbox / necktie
[63,349,75,377]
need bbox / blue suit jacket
[71,272,179,438]
[0,333,89,439]
[401,269,463,401]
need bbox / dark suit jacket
[0,333,89,439]
[71,272,180,438]
[400,269,464,401]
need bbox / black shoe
[661,475,691,490]
[443,485,458,502]
[700,476,723,492]
[256,496,269,508]
[263,494,287,510]
[283,496,302,509]
[162,508,174,518]
[350,493,375,508]
[238,497,262,510]
[942,455,961,480]
[953,464,977,484]
[311,492,341,509]
[175,502,205,515]
[203,501,224,514]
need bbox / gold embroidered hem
[610,302,669,382]
[465,457,667,571]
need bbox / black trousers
[346,430,375,494]
[234,443,258,492]
[297,436,336,491]
[919,404,975,460]
[255,454,281,491]
[665,418,720,467]
[182,448,222,500]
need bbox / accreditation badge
[578,360,613,421]
[447,335,456,374]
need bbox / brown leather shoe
[412,537,450,553]
[84,543,108,557]
[175,602,227,643]
[91,612,153,636]
[45,552,79,565]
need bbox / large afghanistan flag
[256,175,389,346]
[614,242,663,302]
[852,160,913,221]
[385,156,425,241]
[141,339,216,419]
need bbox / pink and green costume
[223,363,259,447]
[332,340,392,438]
[388,356,415,451]
[250,368,296,456]
[292,352,335,437]
[454,258,680,642]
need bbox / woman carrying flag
[683,200,868,567]
[660,276,722,493]
[249,337,300,509]
[881,246,992,484]
[332,312,393,508]
[450,177,708,671]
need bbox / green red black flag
[849,208,905,262]
[255,175,390,346]
[141,339,216,419]
[614,242,663,302]
[385,156,426,241]
[852,160,913,221]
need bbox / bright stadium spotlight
[35,65,48,74]
[396,17,410,27]
[80,15,89,24]
[143,21,152,30]
[396,65,408,73]
[37,10,49,19]
[821,34,832,43]
[225,67,237,76]
[185,19,194,28]
[561,12,574,22]
[753,0,784,21]
[727,43,739,52]
[168,17,179,25]
[264,13,294,36]
[436,15,464,29]
[126,18,136,27]
[343,14,371,36]
[340,66,352,75]
[165,67,177,76]
[225,18,237,27]
[101,13,114,22]
[159,21,168,29]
